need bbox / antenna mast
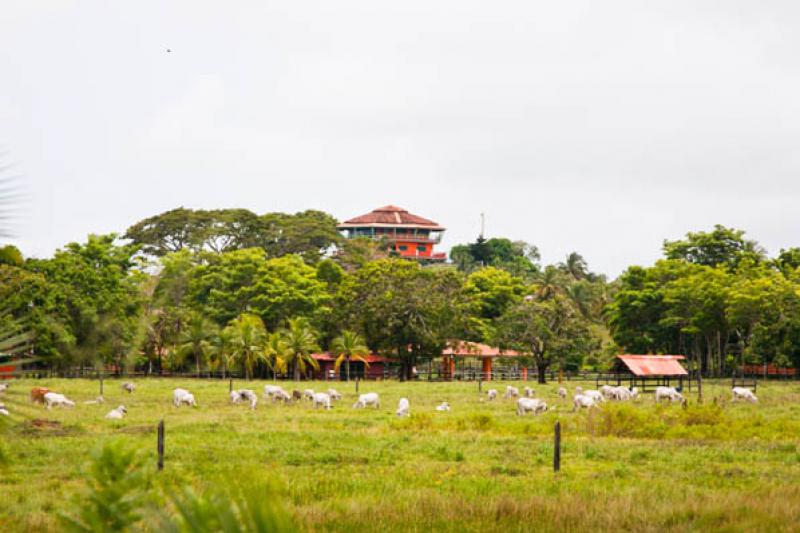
[479,212,485,239]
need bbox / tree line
[2,208,799,382]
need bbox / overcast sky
[2,2,800,276]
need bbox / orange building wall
[394,241,435,258]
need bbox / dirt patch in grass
[19,419,78,437]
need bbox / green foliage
[224,313,267,380]
[281,317,320,380]
[663,224,765,268]
[331,330,370,381]
[450,237,540,279]
[60,440,151,532]
[0,244,23,266]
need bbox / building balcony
[341,230,443,244]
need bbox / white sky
[2,1,800,276]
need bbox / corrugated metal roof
[617,355,688,376]
[442,341,524,358]
[338,205,445,230]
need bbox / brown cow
[292,389,302,402]
[30,387,50,404]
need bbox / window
[398,245,408,251]
[416,245,427,252]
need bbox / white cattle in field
[732,387,758,403]
[263,385,283,399]
[582,390,604,403]
[0,383,8,393]
[600,385,616,399]
[83,396,105,405]
[523,386,535,398]
[121,382,135,394]
[303,389,315,401]
[572,393,598,411]
[435,401,450,412]
[173,388,196,407]
[105,405,127,419]
[312,392,332,410]
[396,397,410,417]
[353,392,380,409]
[231,389,258,409]
[558,387,567,399]
[654,386,683,403]
[327,388,342,401]
[517,397,547,415]
[44,392,76,409]
[504,386,520,399]
[487,389,498,401]
[0,403,8,416]
[273,388,291,403]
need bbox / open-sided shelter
[605,354,689,392]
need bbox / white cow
[0,383,8,393]
[600,385,616,399]
[105,405,127,419]
[396,397,410,417]
[732,387,758,403]
[504,386,520,399]
[231,389,258,409]
[312,392,332,410]
[44,392,76,409]
[273,388,291,403]
[353,392,380,409]
[0,403,8,416]
[654,386,683,403]
[303,389,315,401]
[558,387,567,399]
[327,388,342,401]
[263,384,283,399]
[435,401,450,412]
[517,397,547,415]
[487,389,498,401]
[523,386,535,398]
[572,393,598,411]
[173,388,196,407]
[121,382,136,394]
[609,386,635,401]
[83,396,105,405]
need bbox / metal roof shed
[601,355,689,392]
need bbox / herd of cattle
[0,380,760,421]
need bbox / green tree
[663,224,765,268]
[331,330,370,382]
[177,311,215,376]
[281,317,320,381]
[225,313,266,380]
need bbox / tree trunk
[196,350,201,378]
[346,357,351,382]
[294,358,300,381]
[537,363,547,384]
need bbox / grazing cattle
[504,386,520,399]
[487,389,498,401]
[173,388,196,407]
[0,383,8,393]
[600,385,616,399]
[44,392,76,409]
[303,389,315,401]
[0,404,8,416]
[312,392,332,410]
[105,405,127,420]
[582,390,604,403]
[121,382,136,394]
[292,389,303,401]
[572,393,598,411]
[231,389,258,409]
[558,387,567,399]
[435,401,450,412]
[273,389,291,403]
[327,389,342,401]
[263,385,284,400]
[396,397,410,417]
[517,397,547,415]
[83,396,105,405]
[353,392,380,409]
[654,386,683,404]
[30,387,51,404]
[523,386,535,398]
[732,387,758,403]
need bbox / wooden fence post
[697,375,703,404]
[157,419,165,471]
[554,421,561,473]
[478,374,483,392]
[229,378,233,393]
[356,377,359,394]
[99,374,104,397]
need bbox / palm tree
[281,317,320,381]
[533,266,567,300]
[225,313,266,380]
[209,327,235,378]
[263,331,290,378]
[331,330,370,382]
[177,311,215,376]
[559,252,588,280]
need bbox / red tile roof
[338,205,445,230]
[616,355,688,376]
[442,341,525,358]
[312,353,397,363]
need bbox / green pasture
[1,378,800,532]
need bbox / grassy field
[2,378,800,532]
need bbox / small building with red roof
[337,205,447,261]
[310,352,398,380]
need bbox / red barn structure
[337,205,447,261]
[311,353,399,380]
[439,341,527,381]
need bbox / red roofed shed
[605,355,689,392]
[310,353,398,380]
[440,341,527,381]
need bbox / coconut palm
[281,317,320,381]
[225,313,266,380]
[263,331,290,378]
[331,330,370,382]
[177,311,215,376]
[209,327,236,378]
